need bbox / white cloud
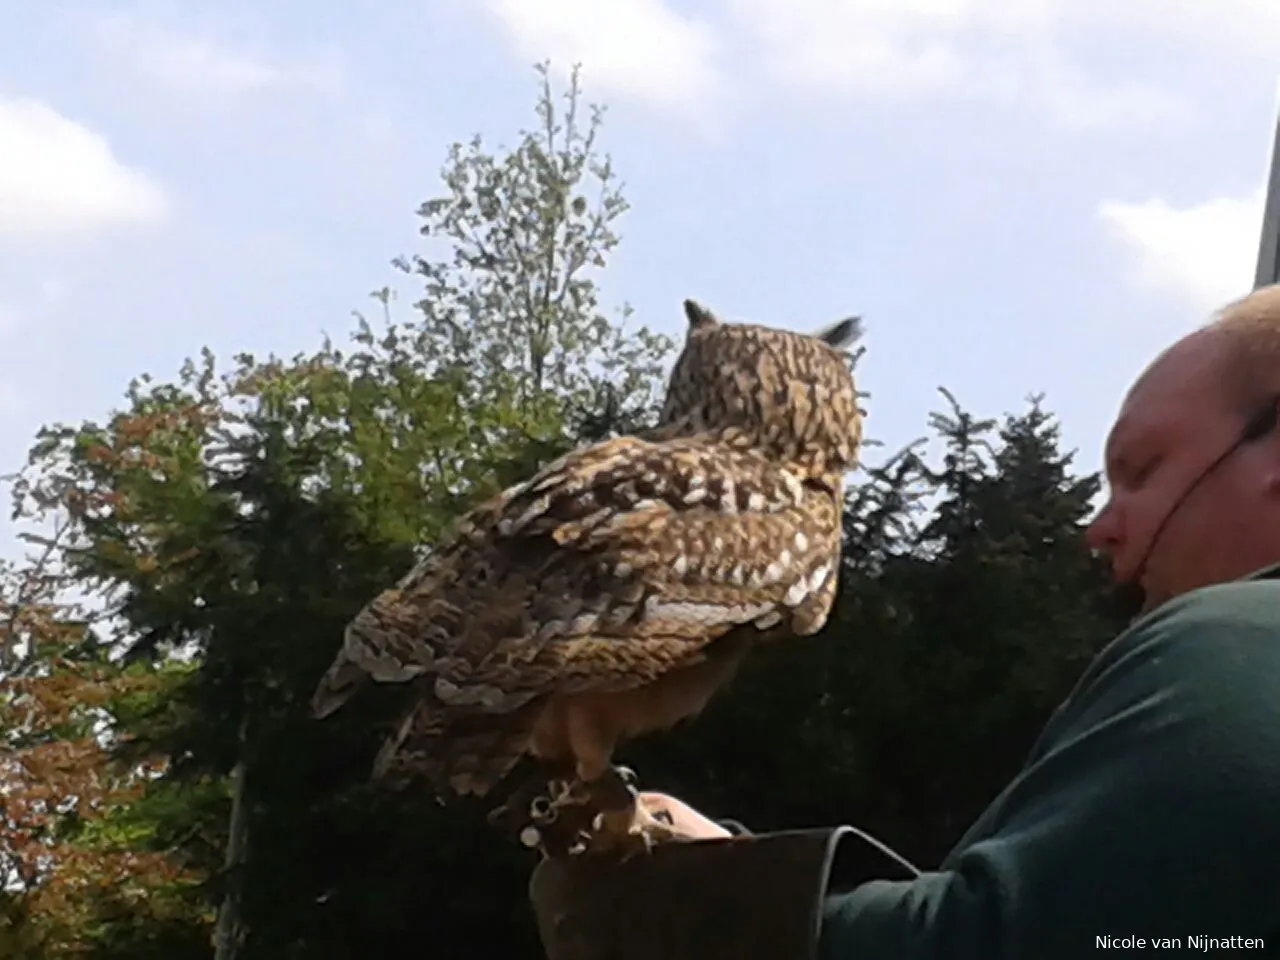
[1098,186,1264,313]
[476,0,1280,127]
[725,0,1041,99]
[474,0,1280,126]
[482,0,723,113]
[0,302,20,337]
[1019,52,1187,132]
[87,14,345,100]
[1070,0,1280,60]
[719,0,1274,127]
[38,277,69,305]
[0,98,168,241]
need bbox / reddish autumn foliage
[0,551,203,956]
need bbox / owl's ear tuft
[814,316,862,349]
[683,299,720,331]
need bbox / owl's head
[657,299,864,478]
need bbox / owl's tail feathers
[372,701,536,799]
[310,653,369,719]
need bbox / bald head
[1119,284,1280,429]
[1089,283,1280,613]
[1200,283,1280,416]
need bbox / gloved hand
[527,823,920,960]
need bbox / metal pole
[1254,80,1280,289]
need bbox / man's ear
[683,299,719,331]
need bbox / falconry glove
[528,824,920,960]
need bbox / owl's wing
[310,435,842,718]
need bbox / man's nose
[1086,498,1123,556]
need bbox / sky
[1,0,1278,556]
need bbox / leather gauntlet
[528,826,919,960]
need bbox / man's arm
[821,580,1280,958]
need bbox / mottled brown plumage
[311,298,864,855]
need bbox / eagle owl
[311,299,864,856]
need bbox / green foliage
[624,389,1124,865]
[4,60,1129,960]
[6,63,674,959]
[393,61,672,444]
[0,551,207,959]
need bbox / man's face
[1087,332,1279,612]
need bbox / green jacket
[821,568,1280,957]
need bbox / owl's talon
[529,796,558,824]
[614,765,639,788]
[546,778,576,805]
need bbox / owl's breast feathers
[309,434,844,726]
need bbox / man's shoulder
[1137,572,1280,649]
[1007,570,1280,846]
[1071,573,1280,729]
